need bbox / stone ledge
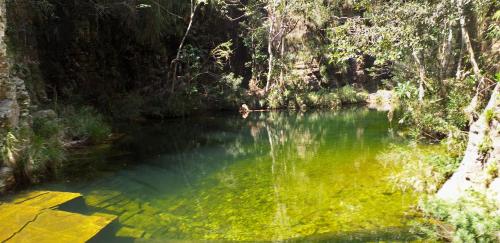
[0,191,117,243]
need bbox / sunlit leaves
[211,40,233,69]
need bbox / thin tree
[171,0,206,93]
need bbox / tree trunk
[171,2,199,94]
[265,2,276,93]
[436,25,453,102]
[412,50,426,102]
[440,26,453,81]
[456,35,464,80]
[265,17,274,92]
[279,35,285,87]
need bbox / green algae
[35,108,420,241]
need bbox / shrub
[305,90,341,109]
[419,192,500,243]
[337,85,360,104]
[267,87,286,109]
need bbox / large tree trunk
[279,36,285,87]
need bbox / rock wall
[0,0,30,193]
[438,83,500,202]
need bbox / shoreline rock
[366,90,398,111]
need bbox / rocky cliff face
[0,0,30,193]
[438,83,500,203]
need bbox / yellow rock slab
[0,191,117,243]
[7,210,116,243]
[0,204,44,242]
[8,190,81,209]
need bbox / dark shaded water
[34,108,419,242]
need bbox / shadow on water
[31,108,418,242]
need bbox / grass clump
[1,120,65,184]
[0,106,111,187]
[61,106,111,144]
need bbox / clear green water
[37,108,419,242]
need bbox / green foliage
[395,76,474,141]
[419,193,500,243]
[336,85,357,104]
[337,85,367,104]
[305,90,341,109]
[487,9,500,39]
[62,106,111,144]
[485,109,495,124]
[211,41,233,69]
[0,106,113,185]
[265,84,366,110]
[1,121,65,184]
[212,73,245,108]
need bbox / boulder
[366,90,397,111]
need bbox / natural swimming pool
[31,108,419,242]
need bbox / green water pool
[36,108,420,242]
